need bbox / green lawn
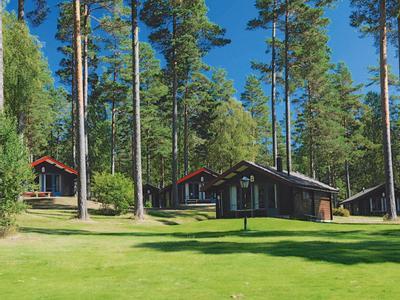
[1,208,400,300]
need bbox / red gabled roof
[177,167,218,185]
[31,156,78,176]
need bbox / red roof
[177,167,218,184]
[31,156,78,175]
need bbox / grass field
[1,206,400,300]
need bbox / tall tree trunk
[284,0,292,175]
[271,0,277,167]
[398,10,400,79]
[17,0,25,136]
[380,0,397,220]
[73,0,88,221]
[146,142,150,184]
[171,12,179,208]
[83,4,91,199]
[183,101,189,176]
[307,83,315,178]
[111,71,117,176]
[132,0,144,220]
[160,155,165,189]
[18,0,24,21]
[72,52,77,169]
[345,160,351,198]
[0,5,4,112]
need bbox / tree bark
[18,0,25,21]
[83,4,91,199]
[183,101,189,176]
[307,83,315,178]
[284,0,292,175]
[73,0,88,221]
[171,12,179,208]
[132,0,144,220]
[72,40,77,169]
[111,70,117,175]
[345,160,351,198]
[0,5,4,112]
[398,11,400,79]
[161,155,165,189]
[271,0,277,167]
[146,142,150,184]
[380,0,397,220]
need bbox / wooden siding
[33,162,76,196]
[213,166,333,221]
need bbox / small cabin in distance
[340,184,400,216]
[204,160,339,221]
[31,156,77,197]
[160,167,219,207]
[143,183,160,208]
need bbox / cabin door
[42,174,61,196]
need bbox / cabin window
[229,185,237,211]
[187,183,199,199]
[371,198,383,212]
[253,184,259,209]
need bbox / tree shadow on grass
[19,226,372,241]
[20,224,400,264]
[135,238,400,265]
[146,210,214,220]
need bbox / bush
[91,172,134,215]
[333,207,350,217]
[144,200,152,208]
[0,114,33,236]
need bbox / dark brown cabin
[340,184,400,216]
[160,167,219,207]
[31,156,78,197]
[143,184,160,208]
[204,160,339,221]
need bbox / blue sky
[6,0,399,103]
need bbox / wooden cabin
[160,167,219,207]
[204,160,339,221]
[31,156,77,197]
[340,184,400,216]
[143,183,160,208]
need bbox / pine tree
[350,0,397,219]
[241,75,270,164]
[131,0,144,220]
[248,0,280,166]
[73,0,88,220]
[141,0,230,207]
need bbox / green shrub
[0,114,33,236]
[91,172,134,215]
[145,200,152,208]
[333,207,350,217]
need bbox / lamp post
[240,176,250,231]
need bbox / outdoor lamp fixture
[41,167,46,174]
[240,176,250,231]
[240,176,250,189]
